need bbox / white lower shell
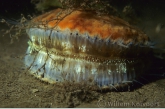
[24,43,144,87]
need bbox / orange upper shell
[32,8,149,45]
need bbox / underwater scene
[0,0,165,107]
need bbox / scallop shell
[25,8,152,89]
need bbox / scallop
[25,8,152,89]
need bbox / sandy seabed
[0,7,165,108]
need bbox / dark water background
[1,0,165,19]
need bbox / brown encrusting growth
[32,8,149,45]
